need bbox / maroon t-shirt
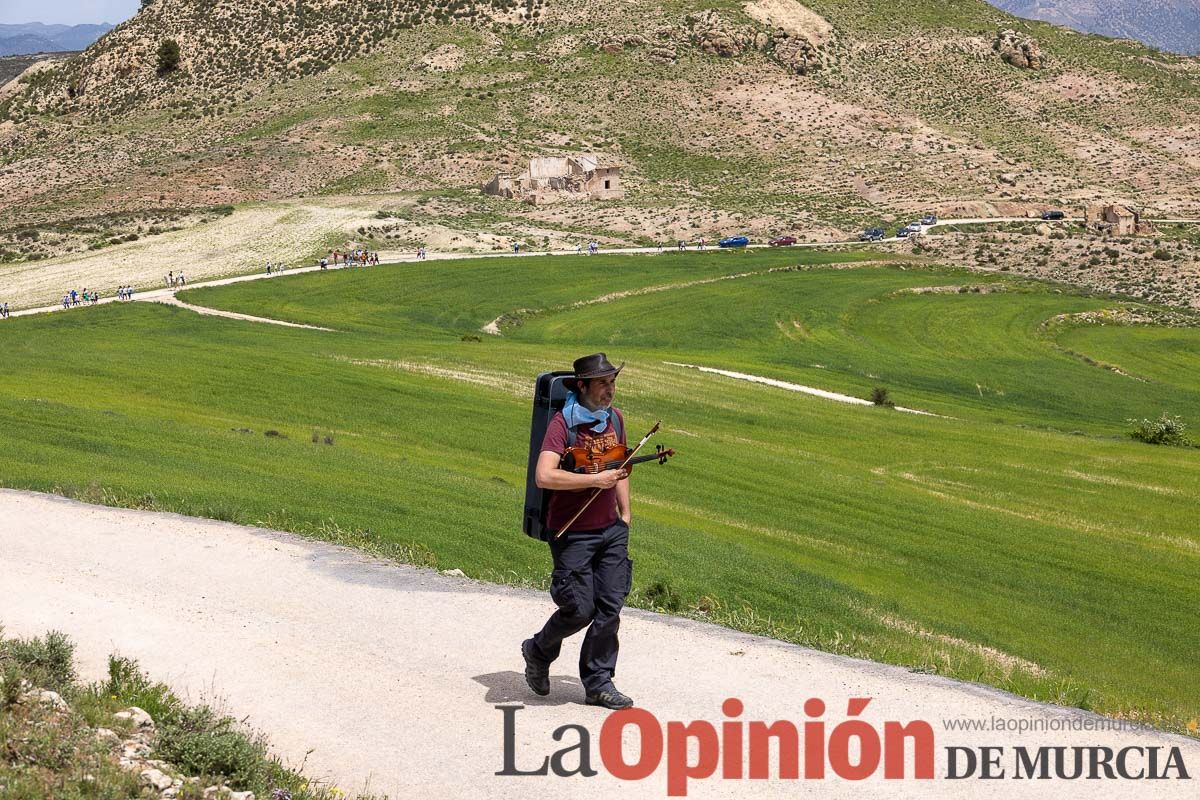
[541,409,626,533]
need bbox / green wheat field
[2,248,1197,732]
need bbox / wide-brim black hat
[573,352,624,379]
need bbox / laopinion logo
[495,698,1192,796]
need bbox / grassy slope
[1,250,1198,732]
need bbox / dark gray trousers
[528,520,633,693]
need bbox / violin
[553,420,673,538]
[560,443,675,475]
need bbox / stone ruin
[482,155,624,205]
[1085,203,1156,236]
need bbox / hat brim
[575,362,624,379]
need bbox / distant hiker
[513,241,521,254]
[678,239,685,251]
[1,302,8,318]
[522,353,636,711]
[178,272,186,286]
[319,257,328,270]
[62,294,70,309]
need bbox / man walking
[523,353,635,709]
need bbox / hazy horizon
[0,0,138,27]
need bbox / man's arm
[535,450,626,491]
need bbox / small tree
[870,386,895,407]
[156,39,180,77]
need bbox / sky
[0,0,140,26]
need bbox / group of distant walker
[265,260,288,275]
[61,288,101,309]
[116,286,136,301]
[319,248,383,269]
[332,249,379,266]
[164,271,187,287]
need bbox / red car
[769,235,797,246]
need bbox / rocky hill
[1,0,1199,255]
[989,1,1200,56]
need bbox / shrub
[870,386,895,407]
[157,39,181,76]
[155,705,270,790]
[1128,413,1191,446]
[0,630,76,693]
[1152,249,1172,261]
[2,663,23,709]
[103,655,181,724]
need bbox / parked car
[769,235,797,247]
[719,236,750,248]
[859,228,885,242]
[920,214,938,226]
[1041,210,1065,220]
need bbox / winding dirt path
[2,216,1096,322]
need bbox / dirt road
[2,488,1195,799]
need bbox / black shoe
[521,639,550,696]
[585,686,634,709]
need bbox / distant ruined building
[483,155,624,205]
[1084,203,1155,236]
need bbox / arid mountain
[989,1,1200,55]
[1,0,1199,260]
[0,23,113,56]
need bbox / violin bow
[554,421,661,539]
